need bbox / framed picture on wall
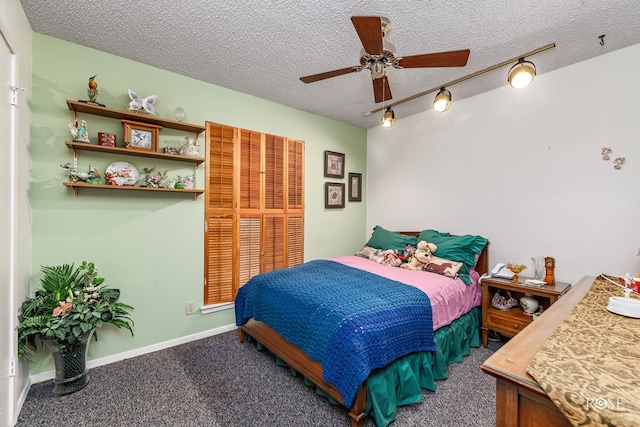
[348,173,362,202]
[324,150,345,178]
[325,182,345,208]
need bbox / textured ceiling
[19,0,640,129]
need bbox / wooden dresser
[481,275,595,427]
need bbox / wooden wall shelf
[65,141,204,164]
[66,100,205,135]
[63,182,204,197]
[64,100,205,199]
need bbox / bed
[235,227,489,427]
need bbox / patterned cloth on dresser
[527,275,640,427]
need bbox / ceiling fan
[300,16,470,103]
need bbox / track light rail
[362,43,556,116]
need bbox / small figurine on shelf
[168,176,181,189]
[80,75,105,107]
[142,167,167,188]
[87,75,98,103]
[178,137,200,157]
[60,163,101,184]
[68,120,90,143]
[179,174,195,189]
[128,89,158,115]
[171,174,194,190]
[163,146,178,155]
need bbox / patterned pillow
[355,245,377,258]
[416,230,488,284]
[423,256,463,278]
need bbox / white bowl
[607,296,640,318]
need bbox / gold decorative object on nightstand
[506,263,527,283]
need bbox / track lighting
[433,88,452,113]
[381,107,395,128]
[508,58,536,89]
[363,43,555,119]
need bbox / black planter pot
[43,329,95,396]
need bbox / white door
[0,28,16,427]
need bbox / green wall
[29,33,367,374]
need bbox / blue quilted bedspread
[235,259,435,408]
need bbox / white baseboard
[15,376,32,426]
[29,323,238,384]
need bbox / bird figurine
[88,75,97,90]
[61,163,101,184]
[87,74,99,104]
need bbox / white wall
[366,44,640,285]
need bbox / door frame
[0,17,18,427]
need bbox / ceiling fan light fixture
[433,88,452,113]
[381,107,396,128]
[508,58,536,89]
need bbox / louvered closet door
[286,139,304,267]
[205,123,236,305]
[205,215,234,303]
[239,130,261,211]
[287,139,304,212]
[205,122,304,305]
[287,215,304,267]
[262,214,285,272]
[238,216,261,287]
[207,123,235,211]
[264,134,285,211]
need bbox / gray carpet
[17,330,505,427]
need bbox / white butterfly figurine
[128,89,158,115]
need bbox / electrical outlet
[185,301,196,315]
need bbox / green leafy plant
[18,261,134,359]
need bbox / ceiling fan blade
[373,76,392,103]
[397,49,470,68]
[351,16,383,55]
[300,66,360,83]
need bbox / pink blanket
[331,255,481,330]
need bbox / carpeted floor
[17,330,505,427]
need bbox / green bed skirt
[365,307,481,426]
[252,306,481,427]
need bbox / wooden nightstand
[481,276,571,347]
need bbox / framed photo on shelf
[122,119,162,151]
[325,182,345,209]
[348,173,362,202]
[324,150,345,178]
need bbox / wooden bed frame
[239,232,489,427]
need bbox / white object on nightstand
[525,279,546,287]
[607,296,640,318]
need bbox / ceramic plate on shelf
[105,161,138,186]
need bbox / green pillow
[416,230,487,284]
[365,226,417,251]
[416,229,450,240]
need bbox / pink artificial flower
[52,301,73,317]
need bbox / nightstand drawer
[487,311,532,335]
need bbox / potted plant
[17,261,134,395]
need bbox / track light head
[508,58,536,89]
[433,88,452,112]
[381,107,396,128]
